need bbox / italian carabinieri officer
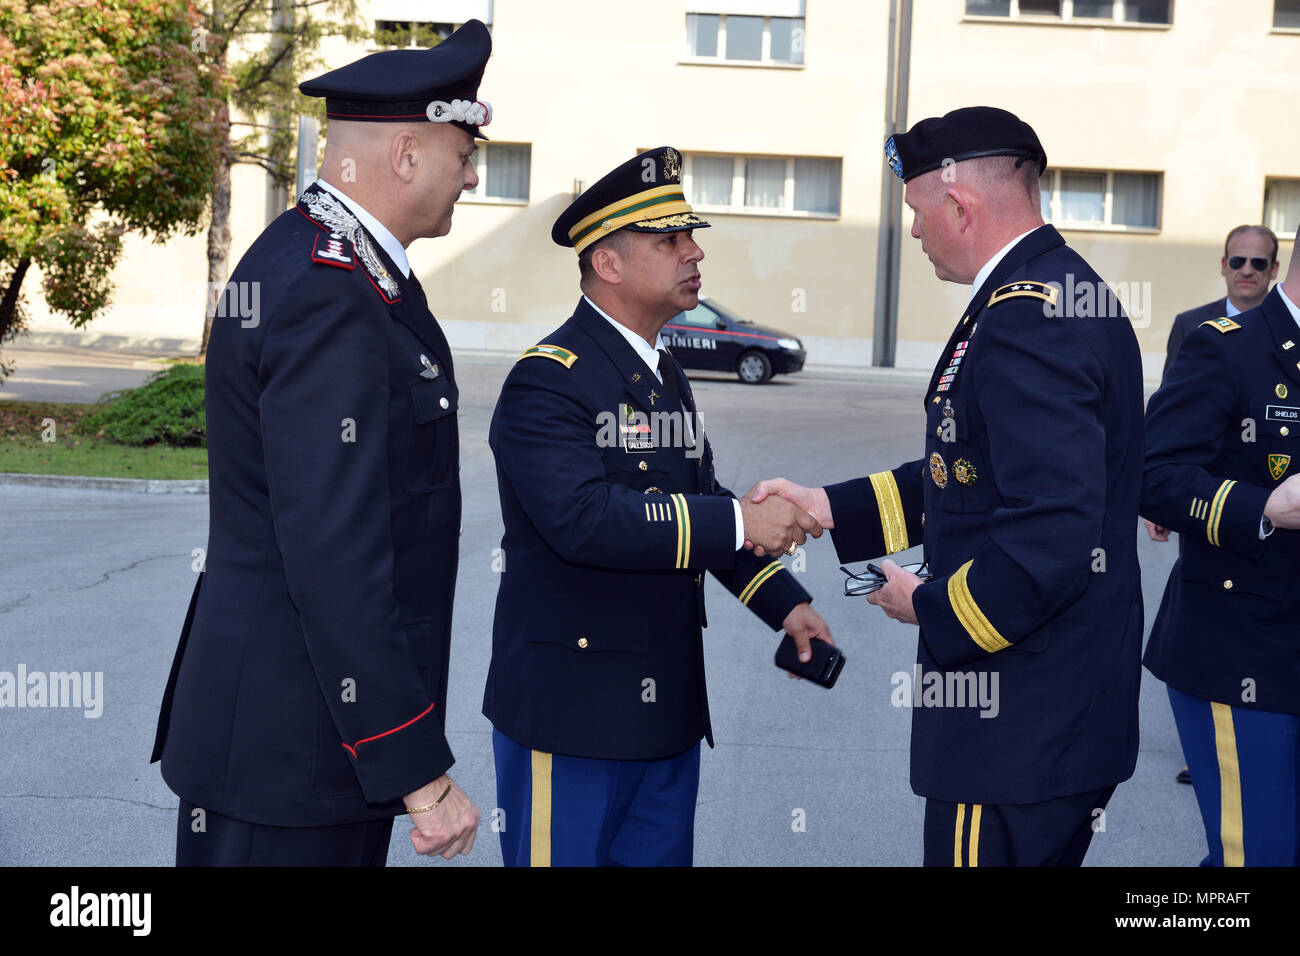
[482,147,833,866]
[1141,232,1300,865]
[749,108,1147,866]
[151,21,492,865]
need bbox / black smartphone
[774,633,845,689]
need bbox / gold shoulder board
[988,281,1059,308]
[518,344,578,368]
[1199,317,1242,334]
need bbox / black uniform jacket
[152,184,461,826]
[824,226,1146,804]
[483,298,810,760]
[1142,286,1300,715]
[1162,297,1229,383]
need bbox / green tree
[0,0,230,382]
[195,0,367,355]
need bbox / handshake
[739,478,836,557]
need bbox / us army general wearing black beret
[885,106,1046,183]
[299,19,492,138]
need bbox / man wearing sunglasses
[1161,226,1279,383]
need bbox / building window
[965,0,1171,23]
[685,153,840,217]
[685,10,805,64]
[1264,179,1300,238]
[1276,0,1300,29]
[1040,169,1161,230]
[462,144,531,203]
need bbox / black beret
[885,106,1046,183]
[299,20,492,139]
[552,147,710,254]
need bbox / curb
[0,472,208,494]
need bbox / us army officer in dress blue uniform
[1142,238,1300,866]
[753,108,1145,866]
[482,147,833,866]
[151,22,492,866]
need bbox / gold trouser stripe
[968,803,982,867]
[954,802,966,866]
[740,560,784,605]
[1207,480,1235,547]
[529,750,552,867]
[1210,703,1245,867]
[947,560,1012,654]
[869,470,910,554]
[670,494,691,568]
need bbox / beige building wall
[21,0,1299,381]
[902,0,1299,378]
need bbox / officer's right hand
[740,494,822,557]
[747,478,835,530]
[1143,518,1171,542]
[1264,473,1300,530]
[404,774,480,859]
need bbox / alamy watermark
[0,665,103,717]
[890,664,999,718]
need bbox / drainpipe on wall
[872,0,912,368]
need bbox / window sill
[693,206,838,221]
[457,196,529,207]
[961,15,1171,30]
[1269,27,1300,35]
[1048,222,1161,235]
[677,57,805,69]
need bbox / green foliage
[0,0,231,379]
[79,363,206,447]
[219,0,368,192]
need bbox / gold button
[1223,580,1233,590]
[577,637,589,649]
[921,513,926,527]
[1277,384,1289,399]
[638,460,648,472]
[1283,426,1290,436]
[935,426,942,437]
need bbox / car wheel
[737,350,773,385]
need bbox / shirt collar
[1225,298,1242,317]
[969,227,1041,305]
[583,295,666,381]
[1277,284,1300,331]
[315,178,410,279]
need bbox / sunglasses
[841,561,933,596]
[1227,256,1273,272]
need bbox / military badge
[663,148,682,183]
[1269,454,1291,481]
[884,136,903,180]
[954,458,977,486]
[1284,340,1295,351]
[929,452,948,489]
[943,399,954,419]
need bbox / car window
[673,303,721,328]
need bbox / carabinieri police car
[662,297,806,385]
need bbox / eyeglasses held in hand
[1226,256,1272,272]
[840,561,933,596]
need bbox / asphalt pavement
[0,357,1199,867]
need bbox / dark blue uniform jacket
[152,184,461,825]
[825,226,1145,805]
[1142,286,1300,715]
[483,298,810,760]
